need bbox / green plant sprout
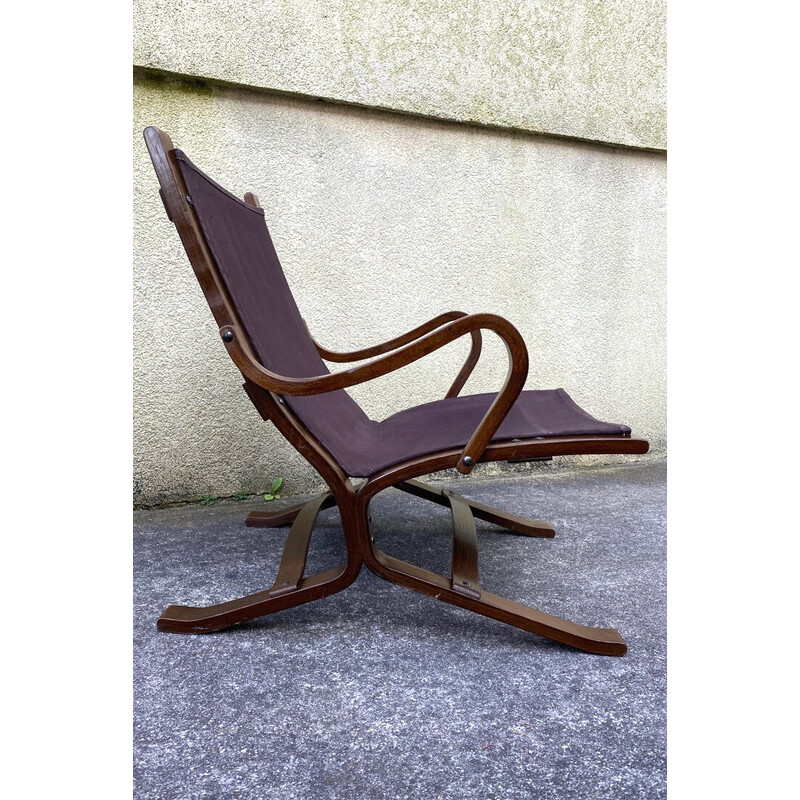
[199,495,218,506]
[263,477,283,502]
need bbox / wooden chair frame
[144,127,649,656]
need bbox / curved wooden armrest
[220,313,528,474]
[311,311,482,399]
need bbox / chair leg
[245,493,338,528]
[157,483,626,654]
[395,478,555,538]
[157,491,360,633]
[355,488,626,656]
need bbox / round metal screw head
[462,456,473,467]
[221,330,234,343]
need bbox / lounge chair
[143,126,649,655]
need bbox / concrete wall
[133,2,666,506]
[134,0,666,150]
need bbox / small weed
[199,495,218,506]
[263,477,283,502]
[232,492,250,501]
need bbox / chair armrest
[311,311,482,399]
[313,311,472,360]
[220,313,528,474]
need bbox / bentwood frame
[144,126,649,656]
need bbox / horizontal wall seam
[134,65,667,155]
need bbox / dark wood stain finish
[397,479,556,537]
[446,490,482,599]
[144,127,650,655]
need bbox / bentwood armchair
[144,127,649,655]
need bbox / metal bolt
[462,456,473,467]
[221,330,234,343]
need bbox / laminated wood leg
[245,493,338,528]
[396,478,555,538]
[445,489,481,599]
[158,492,359,633]
[356,486,626,656]
[267,493,333,597]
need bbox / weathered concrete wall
[133,74,665,505]
[134,0,666,150]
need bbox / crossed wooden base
[158,477,627,656]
